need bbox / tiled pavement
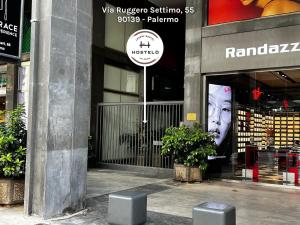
[1,169,300,225]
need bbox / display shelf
[236,106,300,152]
[251,110,263,148]
[273,112,300,149]
[236,108,251,153]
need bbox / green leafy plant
[161,123,216,171]
[0,105,27,178]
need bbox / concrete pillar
[184,0,204,127]
[90,0,105,166]
[6,64,18,111]
[24,0,92,219]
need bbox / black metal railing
[96,102,183,169]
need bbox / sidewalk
[1,169,300,225]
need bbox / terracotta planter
[174,164,202,182]
[0,178,25,205]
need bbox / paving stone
[1,169,300,225]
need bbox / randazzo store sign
[0,0,24,60]
[202,25,300,73]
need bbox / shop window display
[208,84,232,146]
[207,84,233,178]
[207,70,300,186]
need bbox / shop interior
[207,69,300,186]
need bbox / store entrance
[206,70,300,186]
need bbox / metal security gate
[96,102,183,169]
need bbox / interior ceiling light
[275,71,297,83]
[293,100,300,104]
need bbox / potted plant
[0,105,27,205]
[161,123,216,182]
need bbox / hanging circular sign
[126,29,164,67]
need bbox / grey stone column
[184,0,204,127]
[90,0,105,164]
[5,64,18,111]
[24,0,92,219]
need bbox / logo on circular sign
[126,29,164,67]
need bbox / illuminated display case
[274,113,300,149]
[237,106,300,152]
[262,115,274,148]
[236,107,265,152]
[251,110,263,147]
[236,108,250,153]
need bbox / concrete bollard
[108,191,147,225]
[193,202,236,225]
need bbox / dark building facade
[19,0,300,219]
[90,0,300,187]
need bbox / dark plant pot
[0,178,25,205]
[174,164,202,182]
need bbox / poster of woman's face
[208,84,232,146]
[209,0,300,25]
